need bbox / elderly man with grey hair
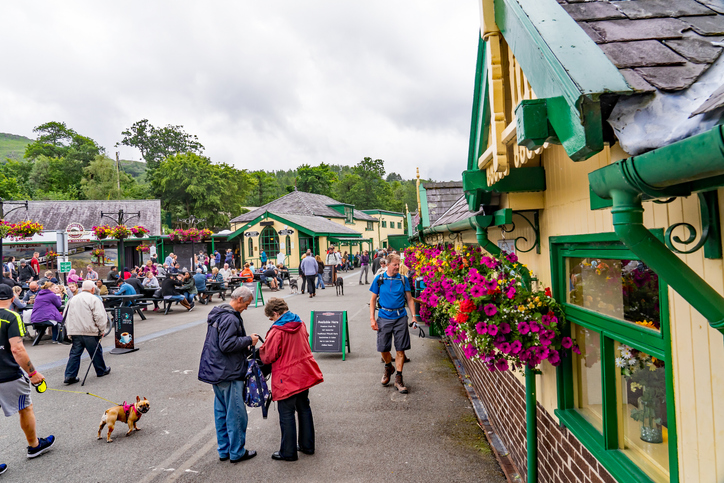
[62,280,110,385]
[198,286,260,463]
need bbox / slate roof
[423,181,465,225]
[557,0,724,91]
[432,195,483,227]
[271,214,361,235]
[3,200,162,235]
[230,190,377,224]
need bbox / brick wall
[450,342,616,483]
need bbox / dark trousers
[305,275,316,295]
[277,389,314,458]
[301,276,306,293]
[64,335,107,380]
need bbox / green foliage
[334,157,394,210]
[0,172,24,199]
[151,153,252,230]
[117,119,204,173]
[81,155,146,200]
[296,163,336,196]
[24,121,104,166]
[29,155,83,199]
[0,133,33,161]
[246,171,279,206]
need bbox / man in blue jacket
[198,287,260,463]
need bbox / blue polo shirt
[370,272,410,319]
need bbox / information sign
[243,281,264,308]
[309,311,350,360]
[59,260,72,273]
[322,265,335,285]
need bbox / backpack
[244,345,272,418]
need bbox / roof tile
[697,0,724,15]
[619,68,657,92]
[587,18,688,42]
[662,37,724,62]
[612,0,715,19]
[685,14,724,34]
[635,62,709,90]
[599,40,686,67]
[562,2,626,21]
[690,83,724,116]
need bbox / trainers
[394,374,408,394]
[27,436,55,458]
[0,463,7,475]
[381,364,395,386]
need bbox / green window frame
[247,237,253,258]
[366,221,373,231]
[260,226,280,258]
[344,207,354,224]
[397,222,402,229]
[382,221,387,228]
[551,232,678,483]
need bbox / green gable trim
[419,184,430,228]
[467,34,490,172]
[326,203,354,216]
[361,210,404,217]
[489,167,546,192]
[495,0,631,160]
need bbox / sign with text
[111,306,138,354]
[244,231,259,237]
[309,311,350,360]
[59,259,72,273]
[322,265,335,285]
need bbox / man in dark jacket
[17,260,34,285]
[125,274,144,295]
[161,274,191,310]
[198,287,259,463]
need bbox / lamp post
[0,199,29,272]
[177,215,206,269]
[100,210,140,275]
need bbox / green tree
[29,155,82,199]
[0,173,24,200]
[335,157,393,210]
[117,119,205,173]
[0,159,33,198]
[245,170,279,206]
[24,121,104,165]
[151,153,252,230]
[81,155,145,200]
[296,163,336,196]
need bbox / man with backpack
[369,253,418,394]
[198,287,260,463]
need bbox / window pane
[567,258,661,331]
[573,325,603,433]
[616,343,669,482]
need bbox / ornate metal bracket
[501,210,540,254]
[665,191,722,259]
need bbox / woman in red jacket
[259,298,323,462]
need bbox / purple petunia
[561,337,573,349]
[548,350,561,365]
[484,304,497,317]
[488,324,499,336]
[506,286,516,299]
[495,358,509,371]
[510,340,522,354]
[463,344,478,359]
[572,345,581,355]
[475,322,488,335]
[500,322,511,334]
[499,342,511,353]
[518,321,530,335]
[529,322,541,333]
[506,252,519,263]
[470,285,486,298]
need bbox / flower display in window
[405,243,578,372]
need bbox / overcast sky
[1,1,480,181]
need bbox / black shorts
[376,315,411,353]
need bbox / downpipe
[525,366,537,483]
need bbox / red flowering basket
[92,225,112,240]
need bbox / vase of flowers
[92,225,112,240]
[110,225,132,240]
[617,344,666,444]
[130,225,149,238]
[405,243,578,372]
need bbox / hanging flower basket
[0,222,12,239]
[91,247,105,265]
[130,225,150,238]
[199,228,213,240]
[168,228,212,243]
[46,250,58,260]
[136,244,151,253]
[405,243,578,372]
[93,225,112,240]
[7,220,44,238]
[110,225,132,240]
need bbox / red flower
[545,287,552,297]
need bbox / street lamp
[100,210,141,274]
[0,199,29,271]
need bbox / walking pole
[81,329,104,387]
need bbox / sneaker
[0,463,7,474]
[381,364,395,386]
[27,436,55,459]
[394,374,408,394]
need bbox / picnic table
[23,303,66,346]
[101,294,146,320]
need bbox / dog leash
[44,387,121,406]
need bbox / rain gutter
[589,125,724,337]
[417,210,512,256]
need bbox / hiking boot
[27,436,55,459]
[381,364,395,386]
[394,374,408,394]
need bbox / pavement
[0,270,506,483]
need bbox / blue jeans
[64,335,107,380]
[316,273,325,289]
[165,295,184,302]
[213,380,248,460]
[184,292,194,304]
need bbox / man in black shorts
[0,284,56,474]
[369,254,418,394]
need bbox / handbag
[244,345,272,418]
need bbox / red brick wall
[450,341,616,483]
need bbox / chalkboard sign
[322,265,335,285]
[243,281,264,308]
[309,311,350,360]
[110,306,138,355]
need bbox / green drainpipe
[589,125,724,336]
[525,366,537,483]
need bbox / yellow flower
[517,306,526,312]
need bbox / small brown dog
[97,396,150,443]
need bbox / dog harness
[123,401,140,420]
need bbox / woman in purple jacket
[30,282,64,343]
[358,250,370,285]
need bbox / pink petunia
[484,304,497,317]
[518,321,530,335]
[572,345,581,355]
[475,322,488,335]
[561,337,573,349]
[463,344,478,359]
[510,340,522,354]
[529,322,541,333]
[548,350,561,365]
[470,285,486,298]
[541,314,551,326]
[506,252,518,263]
[499,342,511,353]
[506,287,516,299]
[488,324,499,336]
[495,358,509,371]
[500,322,511,334]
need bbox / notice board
[322,265,335,285]
[309,311,350,360]
[111,306,138,354]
